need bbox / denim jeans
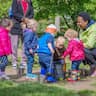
[53,60,64,79]
[38,53,53,75]
[72,60,82,70]
[0,55,8,72]
[26,55,34,74]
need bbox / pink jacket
[0,27,12,56]
[63,38,85,61]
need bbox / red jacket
[63,38,85,61]
[0,27,12,56]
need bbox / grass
[0,80,78,96]
[0,80,96,96]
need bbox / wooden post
[55,16,61,32]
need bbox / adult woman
[11,0,34,69]
[77,12,96,76]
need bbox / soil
[6,67,96,91]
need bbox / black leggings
[84,48,96,75]
[84,48,96,65]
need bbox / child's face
[32,24,38,32]
[56,41,64,49]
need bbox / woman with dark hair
[77,12,96,77]
[10,0,34,69]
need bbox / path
[6,67,96,91]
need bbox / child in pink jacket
[62,29,85,71]
[0,19,12,80]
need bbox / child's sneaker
[20,63,26,69]
[26,73,38,80]
[12,64,17,69]
[47,76,56,83]
[1,74,10,80]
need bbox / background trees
[0,0,96,31]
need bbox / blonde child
[62,29,85,80]
[38,24,57,83]
[53,36,65,80]
[0,19,13,79]
[23,19,38,79]
[63,29,85,71]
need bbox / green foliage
[0,0,96,30]
[0,81,96,96]
[0,81,78,96]
[0,0,12,19]
[78,90,96,96]
[32,0,96,29]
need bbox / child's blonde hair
[27,19,38,29]
[64,29,78,39]
[21,19,38,30]
[55,36,65,48]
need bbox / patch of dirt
[52,78,96,91]
[6,67,39,83]
[6,67,96,91]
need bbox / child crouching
[53,36,65,80]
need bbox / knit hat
[45,24,57,33]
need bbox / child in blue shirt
[38,24,57,83]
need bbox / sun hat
[45,24,57,33]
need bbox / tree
[0,0,96,30]
[0,0,12,19]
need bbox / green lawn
[0,80,96,96]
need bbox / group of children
[0,18,85,82]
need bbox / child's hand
[29,49,33,54]
[51,50,55,54]
[48,42,55,54]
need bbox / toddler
[38,24,57,83]
[23,19,38,79]
[53,36,65,80]
[0,19,13,80]
[62,29,85,80]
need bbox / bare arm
[48,42,54,54]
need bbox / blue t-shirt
[38,32,55,55]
